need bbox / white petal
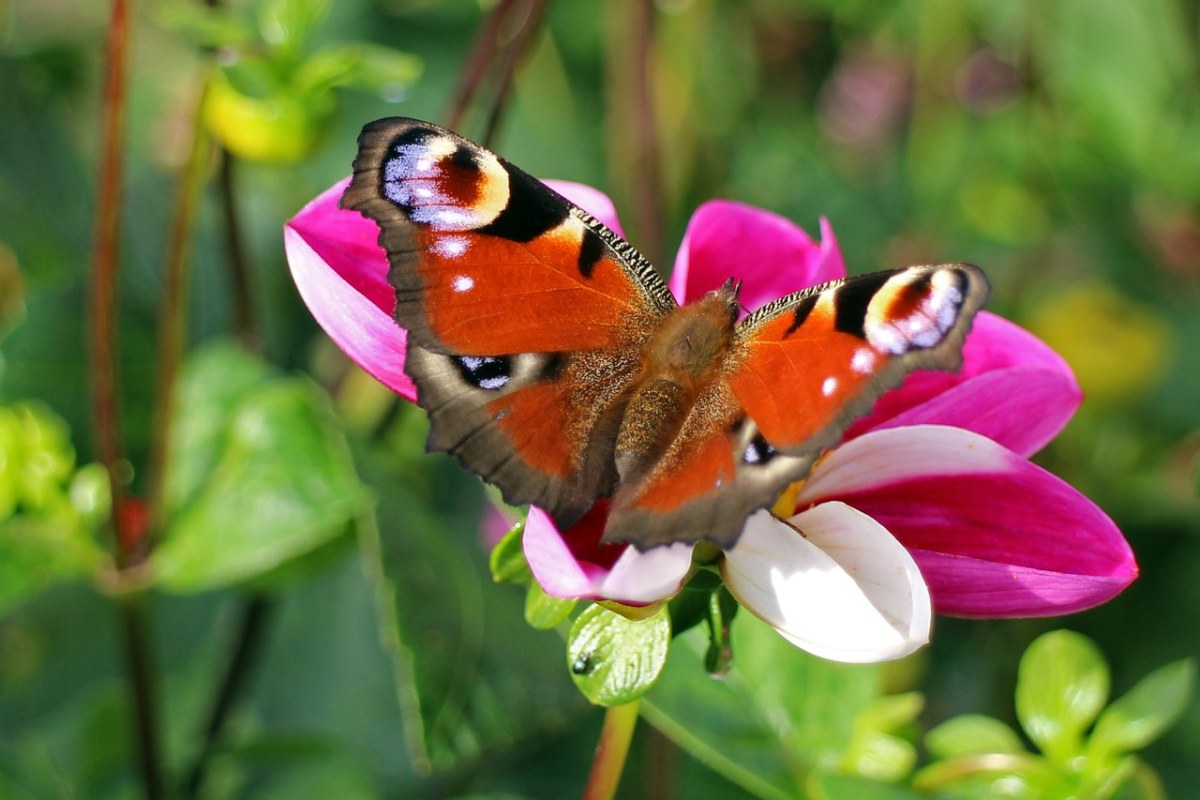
[799,424,1012,503]
[722,505,931,663]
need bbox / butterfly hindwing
[606,264,988,549]
[341,117,676,526]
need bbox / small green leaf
[1090,659,1195,758]
[913,753,1064,799]
[567,603,670,706]
[858,692,924,732]
[488,519,530,585]
[926,714,1027,759]
[842,730,917,782]
[524,580,575,630]
[1015,630,1109,762]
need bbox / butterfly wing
[605,264,989,549]
[341,117,676,526]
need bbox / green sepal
[524,580,576,630]
[488,518,530,585]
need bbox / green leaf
[524,580,575,630]
[812,773,922,800]
[642,615,881,799]
[566,603,670,706]
[0,513,105,616]
[488,519,530,585]
[257,0,332,56]
[858,692,924,733]
[1090,659,1195,758]
[297,43,423,98]
[153,345,369,590]
[926,714,1027,759]
[0,403,105,613]
[161,342,275,516]
[1015,630,1109,762]
[842,694,924,781]
[841,731,916,783]
[666,568,722,638]
[363,458,584,772]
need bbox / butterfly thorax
[613,284,740,484]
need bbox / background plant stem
[148,74,212,544]
[90,0,130,563]
[90,1,166,797]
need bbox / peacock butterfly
[341,117,988,550]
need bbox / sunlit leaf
[566,603,670,706]
[1015,630,1109,763]
[1090,659,1195,758]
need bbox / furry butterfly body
[342,117,989,550]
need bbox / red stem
[90,0,131,562]
[91,4,166,797]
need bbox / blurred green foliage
[1,0,1198,797]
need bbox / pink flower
[285,180,1137,663]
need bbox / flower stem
[92,4,167,797]
[582,700,640,800]
[442,0,550,145]
[90,0,131,564]
[118,592,165,800]
[216,152,260,353]
[479,0,550,147]
[443,0,517,131]
[605,0,665,266]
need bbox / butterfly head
[707,278,742,325]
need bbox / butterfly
[341,117,988,551]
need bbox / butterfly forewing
[341,117,675,355]
[341,117,678,528]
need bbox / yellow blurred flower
[1026,283,1170,405]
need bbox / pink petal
[801,426,1137,617]
[523,505,692,604]
[288,178,396,313]
[849,312,1082,456]
[543,180,625,237]
[284,191,415,400]
[669,202,845,311]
